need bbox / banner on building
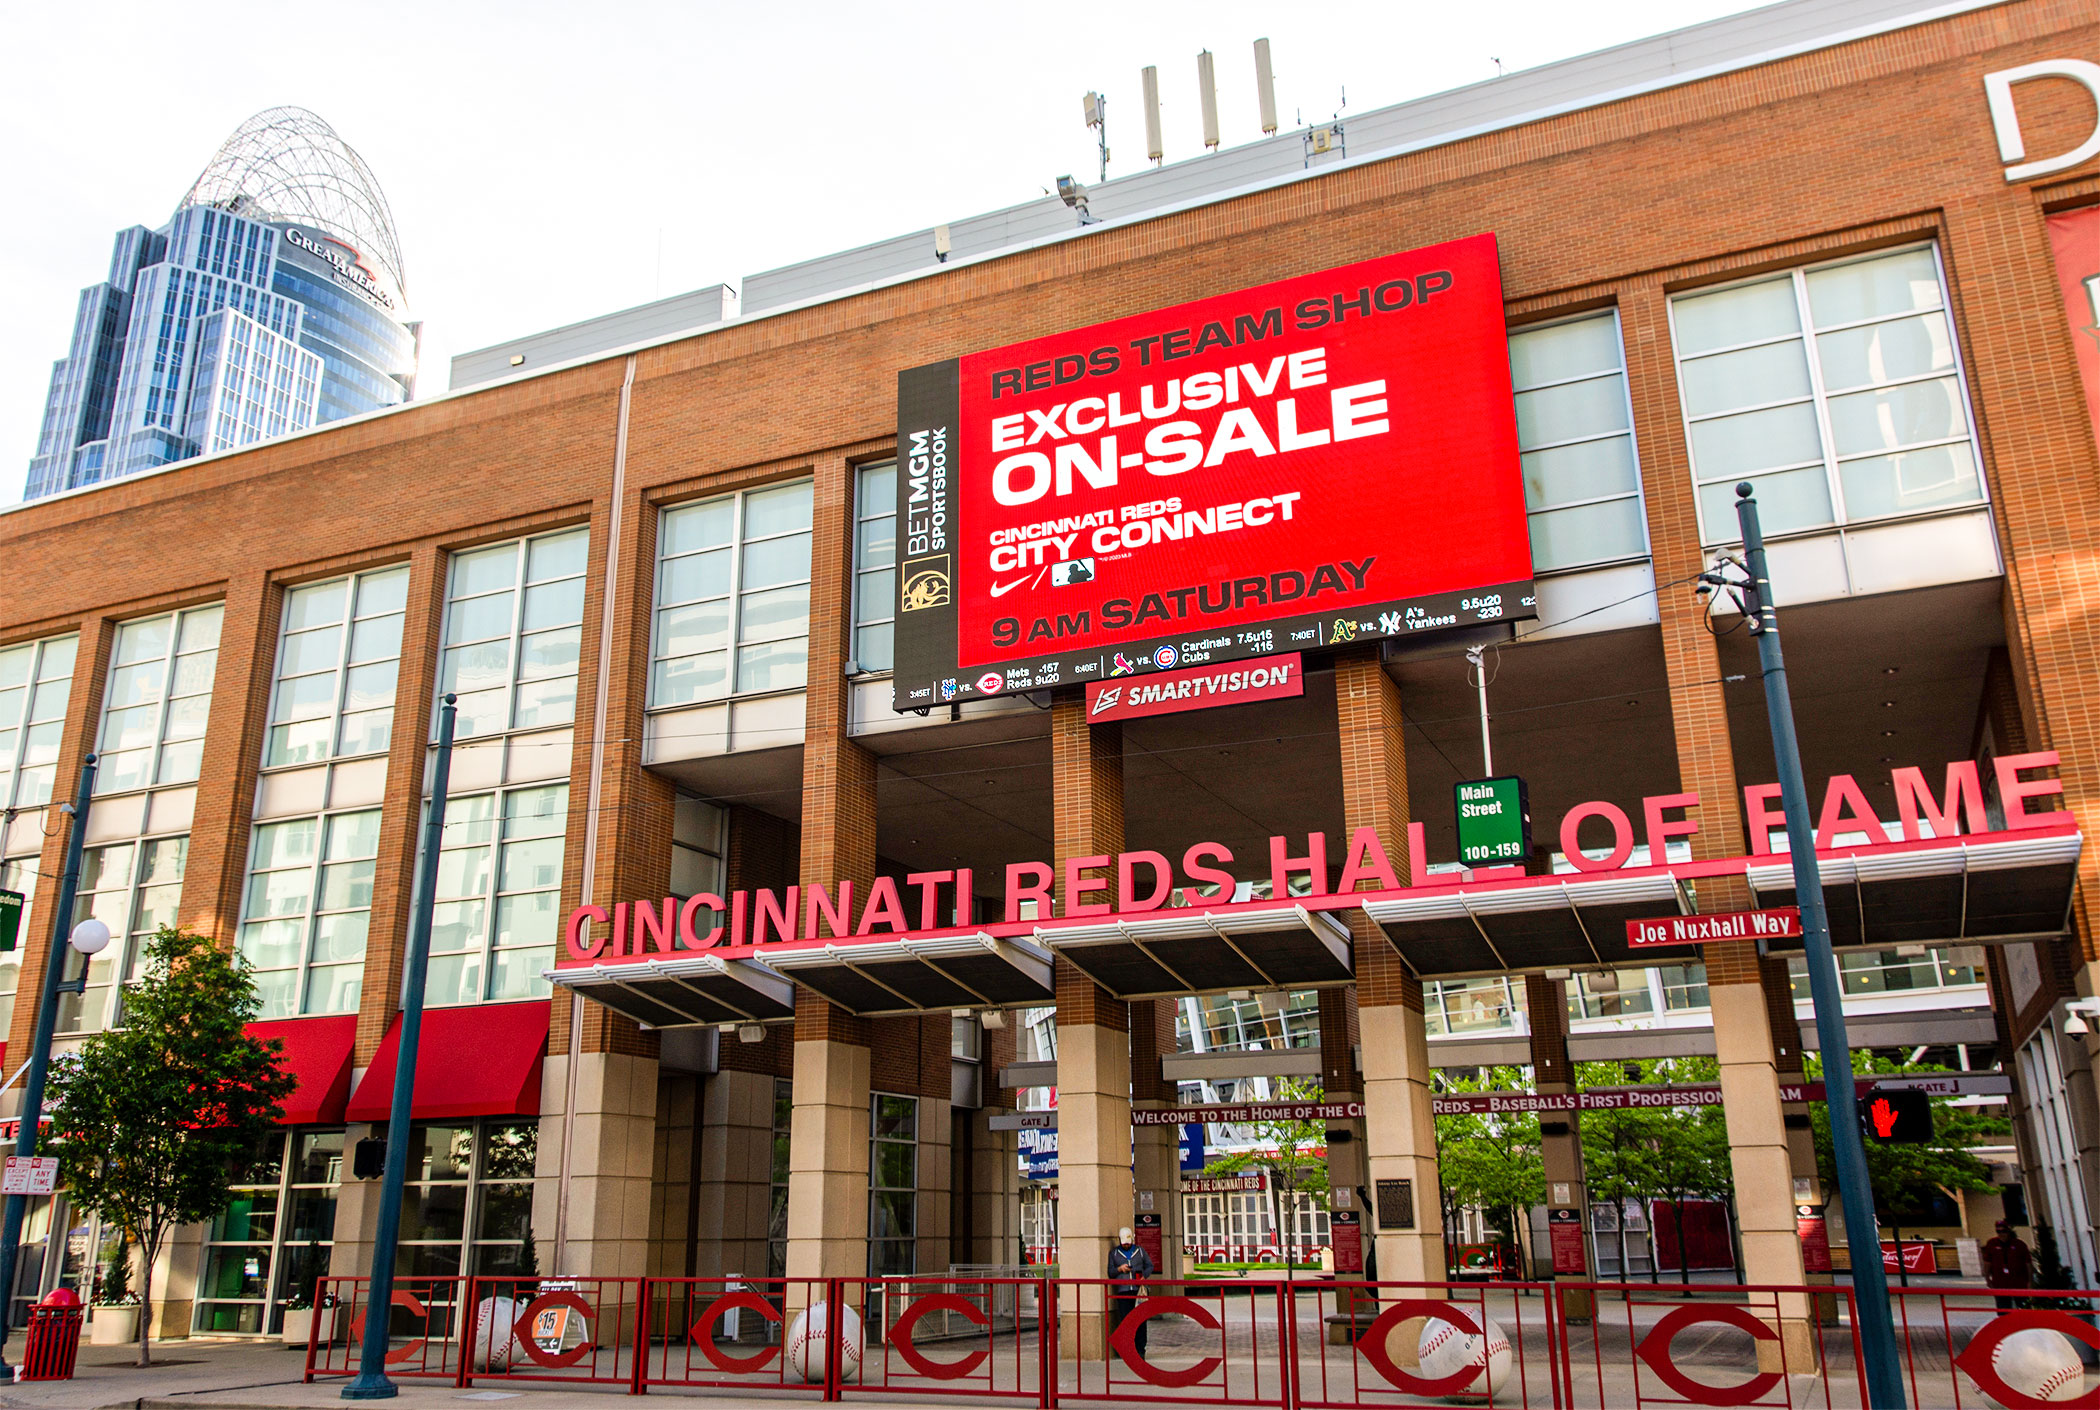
[892,233,1535,708]
[1133,1100,1365,1125]
[1431,1073,2010,1115]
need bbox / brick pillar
[179,569,276,942]
[1526,974,1591,1313]
[1129,999,1183,1283]
[1623,282,1808,1358]
[1050,695,1130,1358]
[1335,647,1444,1281]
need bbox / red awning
[247,1015,357,1126]
[346,1002,549,1123]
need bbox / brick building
[1,0,2098,1343]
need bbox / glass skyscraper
[26,108,416,500]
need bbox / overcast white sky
[0,0,1768,504]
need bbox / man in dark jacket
[1983,1219,2034,1310]
[1109,1226,1155,1360]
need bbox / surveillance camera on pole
[1056,175,1098,226]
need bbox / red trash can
[21,1287,85,1381]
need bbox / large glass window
[265,568,408,767]
[95,605,221,794]
[238,809,381,1018]
[1671,245,1983,541]
[652,481,814,706]
[869,1093,917,1276]
[1507,313,1647,570]
[59,835,186,1033]
[196,1129,342,1334]
[0,858,38,1039]
[426,783,567,1006]
[441,529,587,739]
[0,636,77,809]
[852,462,896,674]
[394,1120,538,1278]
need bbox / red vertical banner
[1797,1205,1832,1273]
[1549,1207,1587,1274]
[1134,1212,1165,1270]
[2047,208,2100,443]
[1330,1210,1364,1274]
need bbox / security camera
[1056,175,1088,209]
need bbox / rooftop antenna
[1493,57,1504,76]
[1253,39,1278,135]
[1197,49,1220,151]
[1142,65,1164,165]
[1082,91,1109,183]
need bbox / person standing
[1982,1219,2034,1311]
[1109,1226,1155,1360]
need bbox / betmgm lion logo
[901,556,951,612]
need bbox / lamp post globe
[68,918,111,955]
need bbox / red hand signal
[1870,1098,1898,1137]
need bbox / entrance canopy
[553,952,796,1028]
[761,932,1055,1017]
[1040,903,1353,999]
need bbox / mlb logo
[940,678,958,700]
[975,672,1003,695]
[1153,645,1178,669]
[1051,558,1096,587]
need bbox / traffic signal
[1861,1088,1932,1144]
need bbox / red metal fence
[305,1272,2100,1407]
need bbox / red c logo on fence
[1951,1310,2100,1409]
[1109,1297,1222,1387]
[690,1292,782,1374]
[1356,1301,1493,1398]
[1634,1305,1782,1406]
[511,1290,596,1369]
[890,1294,990,1380]
[347,1290,429,1366]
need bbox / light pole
[0,753,97,1372]
[343,695,459,1400]
[1724,485,1905,1409]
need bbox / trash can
[21,1287,85,1381]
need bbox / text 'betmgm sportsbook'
[892,233,1537,708]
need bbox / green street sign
[1455,776,1530,867]
[0,890,21,954]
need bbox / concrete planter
[281,1305,336,1347]
[90,1304,139,1346]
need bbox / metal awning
[1363,871,1684,977]
[1038,904,1353,998]
[760,932,1056,1016]
[1747,830,2081,948]
[548,953,797,1028]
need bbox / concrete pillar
[1319,987,1369,1267]
[533,1051,660,1282]
[646,1072,700,1279]
[1526,974,1591,1314]
[692,1068,782,1278]
[1129,999,1183,1283]
[968,1019,1023,1266]
[1335,647,1445,1282]
[1049,694,1132,1356]
[153,1221,205,1339]
[784,997,872,1282]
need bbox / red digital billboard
[892,233,1535,707]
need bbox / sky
[0,0,1770,504]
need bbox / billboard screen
[892,232,1535,708]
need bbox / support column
[1526,974,1591,1315]
[1335,647,1445,1282]
[786,997,873,1283]
[1319,988,1369,1272]
[1050,696,1130,1359]
[1129,999,1182,1283]
[969,1020,1023,1266]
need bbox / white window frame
[1668,242,1987,545]
[0,635,77,810]
[651,480,815,708]
[1507,310,1650,573]
[423,780,568,1008]
[438,527,589,741]
[849,460,897,676]
[94,604,223,796]
[61,831,187,1034]
[238,806,383,1019]
[261,565,410,770]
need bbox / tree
[44,927,296,1364]
[1635,1057,1730,1284]
[1805,1050,2006,1282]
[1576,1061,1661,1280]
[1433,1066,1545,1275]
[1197,1078,1330,1275]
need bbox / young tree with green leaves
[1197,1077,1330,1275]
[1433,1066,1545,1276]
[1575,1061,1661,1280]
[1636,1057,1731,1284]
[44,927,296,1364]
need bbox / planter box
[282,1306,338,1347]
[91,1305,139,1346]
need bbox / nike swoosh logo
[990,575,1033,597]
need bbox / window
[1671,245,1983,542]
[1507,313,1647,570]
[441,529,587,740]
[869,1093,917,1276]
[0,858,38,1039]
[852,462,896,673]
[265,567,408,767]
[426,783,566,1006]
[1566,968,1656,1021]
[196,1129,342,1334]
[96,605,221,794]
[395,1121,538,1277]
[238,809,381,1018]
[1787,945,1984,997]
[1424,977,1522,1037]
[768,1078,791,1278]
[59,835,185,1033]
[652,481,813,706]
[0,636,77,808]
